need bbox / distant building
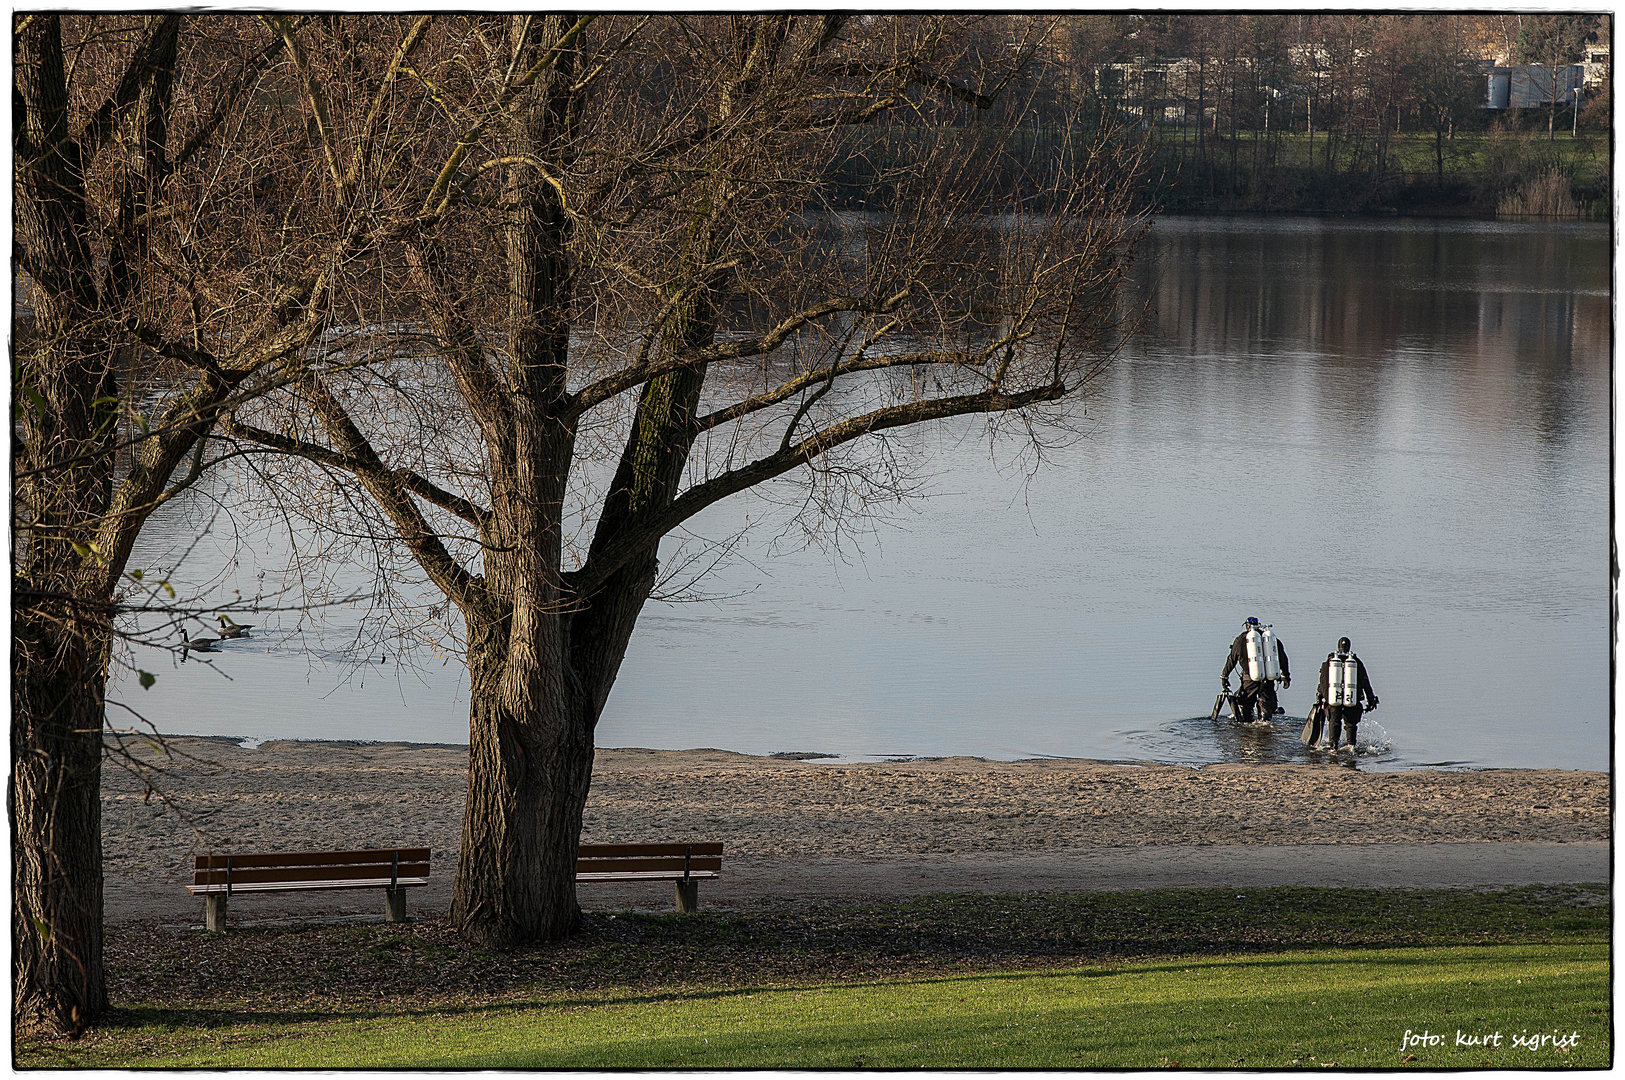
[1480,62,1588,109]
[1581,45,1609,86]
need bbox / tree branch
[264,15,348,201]
[74,15,182,161]
[567,380,1068,597]
[567,288,910,419]
[695,345,1012,437]
[169,21,300,176]
[400,239,516,457]
[343,15,434,195]
[223,417,493,530]
[569,15,652,93]
[283,372,496,617]
[419,13,594,218]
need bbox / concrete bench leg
[204,893,228,933]
[385,887,407,923]
[675,879,699,913]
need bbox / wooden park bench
[188,847,430,932]
[576,842,723,912]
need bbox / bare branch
[419,14,594,218]
[170,21,299,175]
[73,15,181,161]
[569,381,1068,597]
[288,371,496,618]
[224,418,493,530]
[343,15,434,194]
[568,289,912,419]
[264,15,347,200]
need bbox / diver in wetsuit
[1316,636,1377,751]
[1221,617,1291,722]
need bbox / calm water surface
[114,216,1612,771]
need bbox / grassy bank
[19,884,1609,1068]
[833,124,1610,219]
[1143,130,1609,217]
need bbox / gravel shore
[104,738,1610,925]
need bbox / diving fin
[1299,702,1325,747]
[1210,693,1227,721]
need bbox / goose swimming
[216,615,253,639]
[180,627,221,658]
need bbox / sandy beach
[103,738,1610,926]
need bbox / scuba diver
[1315,637,1378,751]
[1220,617,1290,723]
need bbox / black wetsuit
[1221,631,1290,722]
[1316,653,1377,749]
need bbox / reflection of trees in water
[1125,219,1607,446]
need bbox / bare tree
[1407,16,1479,189]
[1516,14,1596,140]
[206,14,1150,949]
[11,13,439,1034]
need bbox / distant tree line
[826,13,1610,217]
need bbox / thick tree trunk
[451,612,595,947]
[11,618,109,1036]
[11,15,181,1034]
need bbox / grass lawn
[18,884,1609,1069]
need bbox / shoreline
[104,737,1609,927]
[132,733,1602,775]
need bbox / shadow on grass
[100,940,1594,1035]
[93,883,1608,1028]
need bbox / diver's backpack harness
[1243,625,1282,683]
[1326,653,1360,706]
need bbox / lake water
[113,216,1612,772]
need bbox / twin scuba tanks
[1243,625,1282,682]
[1327,654,1360,706]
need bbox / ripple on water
[1125,713,1406,770]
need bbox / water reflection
[1140,217,1605,457]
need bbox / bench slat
[575,870,721,876]
[193,861,430,888]
[188,876,429,895]
[194,847,430,871]
[577,842,723,858]
[576,856,721,875]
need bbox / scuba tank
[1244,626,1282,682]
[1327,653,1360,706]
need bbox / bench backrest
[193,847,431,891]
[577,842,723,877]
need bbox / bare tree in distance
[11,12,449,1034]
[213,13,1152,949]
[1406,15,1480,190]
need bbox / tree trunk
[1307,94,1314,168]
[11,618,109,1036]
[451,613,595,947]
[445,14,597,950]
[1549,66,1557,140]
